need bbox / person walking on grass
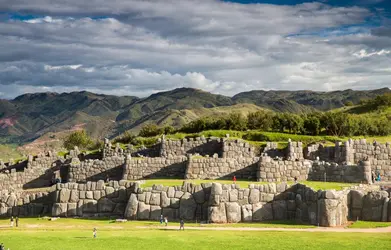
[179,219,184,231]
[164,217,168,226]
[10,216,14,228]
[233,175,237,184]
[15,217,19,228]
[160,214,163,225]
[93,228,97,238]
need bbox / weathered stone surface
[272,200,287,220]
[161,192,170,208]
[170,198,180,209]
[137,202,150,220]
[362,191,389,221]
[98,198,116,213]
[150,205,162,221]
[106,187,115,196]
[52,203,67,216]
[67,203,77,216]
[248,189,260,204]
[350,190,364,209]
[149,193,161,206]
[252,202,272,221]
[226,202,241,223]
[211,183,223,195]
[382,198,389,222]
[174,191,184,199]
[96,180,105,190]
[124,194,138,219]
[83,200,98,213]
[69,190,79,203]
[162,208,178,220]
[59,189,71,203]
[241,204,252,222]
[229,189,238,202]
[86,191,94,200]
[77,200,83,216]
[208,203,226,223]
[193,185,205,204]
[167,187,175,198]
[179,192,196,220]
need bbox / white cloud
[0,0,390,98]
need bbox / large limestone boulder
[350,190,364,220]
[83,200,98,213]
[6,194,17,207]
[124,194,138,219]
[241,204,252,222]
[137,202,151,220]
[69,190,79,203]
[149,193,161,206]
[179,192,196,220]
[253,202,273,221]
[150,205,162,221]
[67,203,77,216]
[208,203,227,223]
[272,200,287,220]
[362,191,389,221]
[52,203,67,217]
[248,189,260,204]
[225,202,241,223]
[161,192,170,208]
[98,198,116,213]
[59,189,71,203]
[193,185,205,204]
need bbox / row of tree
[179,110,391,137]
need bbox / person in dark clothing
[179,219,184,230]
[15,217,19,227]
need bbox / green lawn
[1,228,390,250]
[0,218,315,230]
[348,221,391,228]
[137,179,355,191]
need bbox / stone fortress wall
[1,180,390,227]
[1,136,391,226]
[2,137,391,191]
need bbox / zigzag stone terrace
[0,136,390,226]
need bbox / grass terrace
[136,179,356,191]
[0,218,390,250]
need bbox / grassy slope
[0,219,390,250]
[0,144,23,161]
[137,179,354,191]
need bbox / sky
[0,0,390,99]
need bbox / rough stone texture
[225,202,241,223]
[124,194,138,219]
[123,157,187,180]
[179,192,196,220]
[362,191,389,221]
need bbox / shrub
[63,130,93,150]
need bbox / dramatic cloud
[0,0,390,98]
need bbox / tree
[344,101,354,106]
[247,110,274,131]
[114,131,137,144]
[303,114,321,135]
[139,124,162,137]
[163,125,175,135]
[63,130,93,150]
[224,113,247,131]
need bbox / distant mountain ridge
[0,87,390,144]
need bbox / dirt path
[136,225,391,233]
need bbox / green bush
[63,130,93,151]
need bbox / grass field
[0,218,390,250]
[348,221,391,228]
[138,179,356,190]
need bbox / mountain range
[1,87,390,145]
